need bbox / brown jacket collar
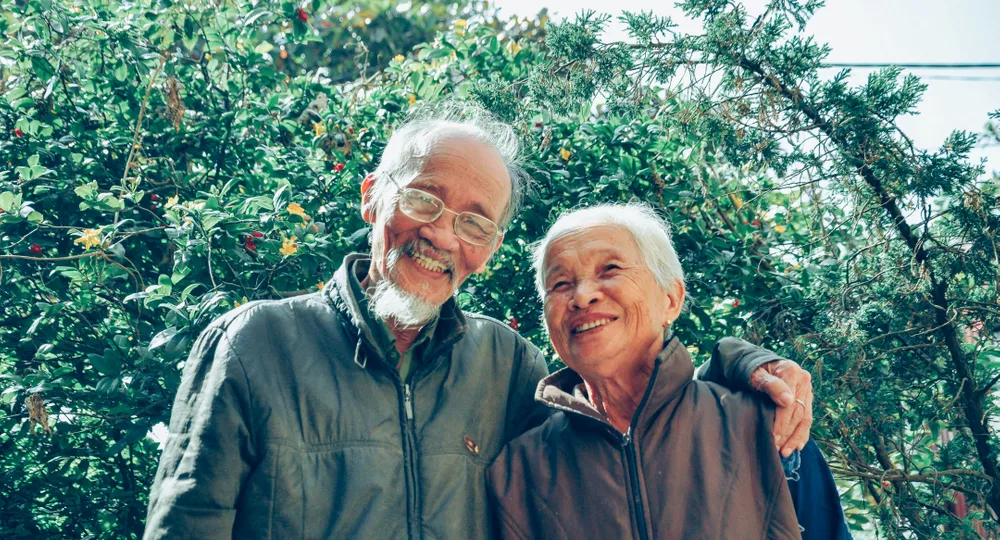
[536,337,694,432]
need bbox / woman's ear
[360,173,377,224]
[662,281,686,327]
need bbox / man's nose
[419,211,461,253]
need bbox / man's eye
[550,281,569,291]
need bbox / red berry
[347,127,354,135]
[508,317,519,331]
[29,243,43,255]
[251,231,264,238]
[150,193,159,202]
[882,481,890,488]
[14,129,23,138]
[245,237,257,252]
[732,300,740,307]
[334,163,345,172]
[150,204,158,211]
[751,220,760,227]
[534,122,543,128]
[296,8,308,21]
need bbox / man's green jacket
[144,254,779,539]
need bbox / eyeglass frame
[381,174,503,247]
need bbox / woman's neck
[584,362,654,434]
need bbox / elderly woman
[486,203,848,539]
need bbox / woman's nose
[570,279,602,309]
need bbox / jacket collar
[535,337,694,433]
[326,253,468,369]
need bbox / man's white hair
[531,202,685,298]
[369,102,528,229]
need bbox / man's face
[363,135,510,314]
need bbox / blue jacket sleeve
[784,438,853,540]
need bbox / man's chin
[370,279,443,327]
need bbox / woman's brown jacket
[486,337,802,540]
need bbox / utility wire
[919,75,1000,82]
[822,63,1000,69]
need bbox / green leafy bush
[2,0,997,537]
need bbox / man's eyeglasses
[385,176,501,247]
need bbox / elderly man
[143,104,814,539]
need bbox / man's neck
[388,320,422,354]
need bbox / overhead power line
[822,63,1000,69]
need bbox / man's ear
[360,173,377,224]
[474,233,504,274]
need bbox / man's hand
[749,359,813,457]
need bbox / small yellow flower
[204,53,212,61]
[731,194,744,209]
[408,94,417,105]
[559,148,571,161]
[507,40,523,56]
[286,202,310,221]
[774,224,787,233]
[280,236,299,257]
[394,54,405,63]
[313,122,326,137]
[73,228,102,251]
[165,195,179,208]
[454,19,467,27]
[316,281,325,291]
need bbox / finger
[780,398,806,456]
[782,387,814,455]
[772,399,792,448]
[762,373,795,408]
[782,413,811,457]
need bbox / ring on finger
[794,398,806,408]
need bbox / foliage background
[1,0,998,537]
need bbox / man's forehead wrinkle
[412,171,502,223]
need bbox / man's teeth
[412,252,448,273]
[573,318,612,334]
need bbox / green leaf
[88,350,122,377]
[0,191,13,211]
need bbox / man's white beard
[369,244,443,327]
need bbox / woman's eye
[603,264,621,272]
[550,281,569,291]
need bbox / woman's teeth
[573,318,612,334]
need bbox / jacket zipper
[619,358,664,540]
[400,382,421,539]
[621,430,649,540]
[394,338,460,540]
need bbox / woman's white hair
[531,202,685,298]
[368,101,528,229]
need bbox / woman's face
[541,224,684,381]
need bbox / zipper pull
[404,384,414,420]
[622,430,632,447]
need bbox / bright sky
[497,0,1000,173]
